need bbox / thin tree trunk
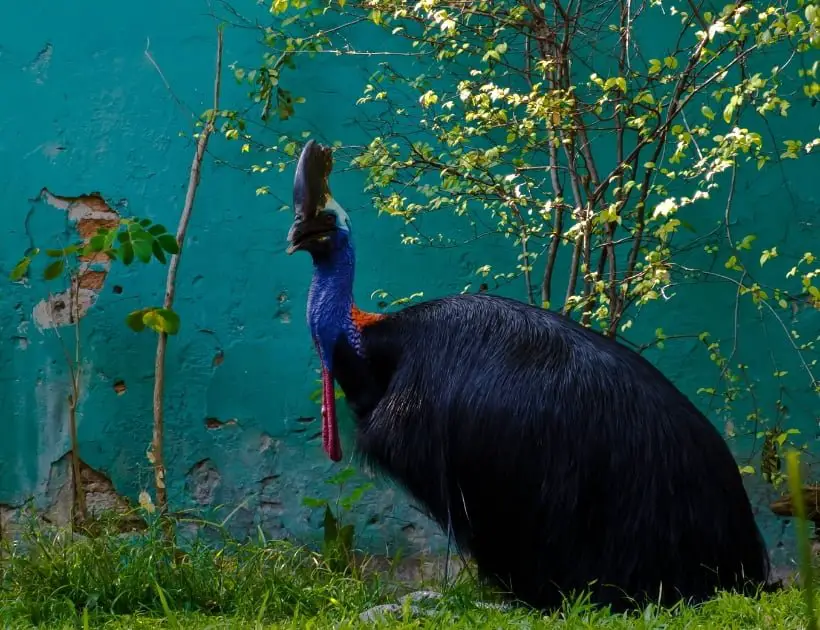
[150,26,224,525]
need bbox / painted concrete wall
[0,1,817,567]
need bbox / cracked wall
[0,453,144,540]
[31,189,120,330]
[0,0,817,569]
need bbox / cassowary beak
[286,140,336,255]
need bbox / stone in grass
[358,590,511,624]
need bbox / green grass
[0,513,813,629]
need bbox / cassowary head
[286,140,352,260]
[286,140,358,463]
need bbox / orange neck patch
[351,305,386,330]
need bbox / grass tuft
[0,512,385,627]
[0,510,814,629]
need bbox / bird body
[286,140,771,611]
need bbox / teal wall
[0,1,817,569]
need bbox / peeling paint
[275,291,292,324]
[212,350,224,367]
[259,433,275,454]
[205,417,237,429]
[25,42,52,84]
[14,320,29,350]
[32,289,98,329]
[31,189,120,331]
[186,459,221,506]
[1,453,144,539]
[43,452,141,525]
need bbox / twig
[70,274,87,525]
[671,264,819,392]
[724,162,737,249]
[150,25,224,520]
[563,237,582,314]
[47,267,88,527]
[144,37,196,120]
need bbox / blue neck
[307,242,362,371]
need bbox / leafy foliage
[223,0,819,488]
[302,465,374,574]
[11,218,179,281]
[10,217,183,335]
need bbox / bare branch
[151,25,224,520]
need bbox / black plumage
[333,294,771,611]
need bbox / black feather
[332,293,771,612]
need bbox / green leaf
[43,259,65,280]
[322,506,338,546]
[120,241,135,266]
[125,308,152,332]
[130,227,153,242]
[9,257,32,281]
[301,496,327,509]
[86,234,107,252]
[327,467,356,486]
[148,224,168,236]
[132,238,153,264]
[157,234,180,255]
[723,102,735,124]
[152,240,167,264]
[143,308,181,335]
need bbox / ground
[0,514,814,629]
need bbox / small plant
[303,465,374,574]
[787,450,819,630]
[9,217,179,526]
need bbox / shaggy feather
[330,293,771,611]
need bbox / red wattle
[321,367,342,462]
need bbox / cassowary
[285,140,771,612]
